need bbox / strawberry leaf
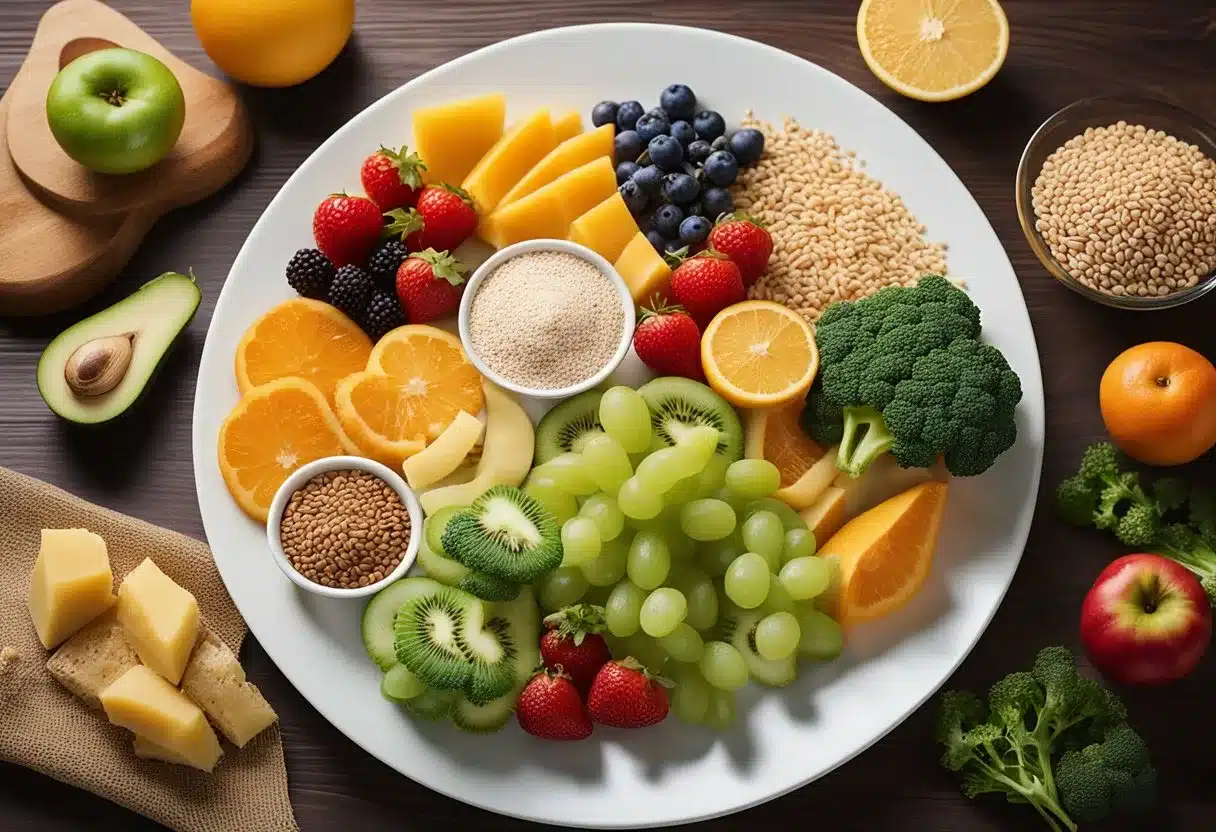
[411,248,469,286]
[438,182,474,205]
[639,294,688,322]
[383,207,424,240]
[543,604,607,645]
[714,211,764,229]
[661,246,690,268]
[379,144,427,189]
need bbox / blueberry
[664,238,687,255]
[616,101,644,132]
[645,230,668,253]
[728,128,765,165]
[631,164,663,195]
[647,135,684,172]
[702,187,734,220]
[615,130,645,165]
[662,172,700,206]
[619,180,649,215]
[693,110,727,141]
[710,135,731,153]
[703,150,740,186]
[659,84,697,121]
[652,203,684,238]
[616,161,641,185]
[669,120,696,148]
[635,111,671,143]
[679,215,712,245]
[686,139,713,166]
[592,100,619,129]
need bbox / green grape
[634,447,685,493]
[754,612,800,660]
[779,556,832,600]
[533,453,598,496]
[695,455,731,498]
[670,566,718,631]
[581,536,629,586]
[711,487,749,514]
[742,510,784,569]
[697,533,744,578]
[743,498,806,532]
[699,641,749,691]
[665,525,696,560]
[380,663,428,702]
[618,476,663,520]
[561,517,602,566]
[704,688,737,730]
[640,587,688,637]
[782,527,816,563]
[680,499,737,541]
[724,458,782,500]
[670,668,711,724]
[796,609,844,660]
[675,425,719,468]
[538,567,589,612]
[724,552,770,609]
[658,622,705,662]
[581,434,634,495]
[599,386,653,453]
[579,492,625,541]
[761,579,795,614]
[627,530,671,590]
[524,474,578,523]
[604,579,647,637]
[621,633,669,674]
[664,473,701,507]
[814,556,841,616]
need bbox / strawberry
[515,669,593,741]
[360,145,426,211]
[708,213,773,288]
[540,604,612,695]
[632,298,704,381]
[312,193,384,267]
[586,657,671,729]
[668,251,746,328]
[394,249,468,323]
[385,184,478,253]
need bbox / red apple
[1080,553,1212,685]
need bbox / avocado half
[37,272,201,425]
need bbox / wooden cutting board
[0,0,251,317]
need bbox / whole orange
[1099,341,1216,466]
[191,0,354,88]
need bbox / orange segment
[701,300,819,408]
[234,298,372,404]
[743,400,836,510]
[217,377,361,523]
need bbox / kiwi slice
[425,505,464,555]
[361,576,445,671]
[458,570,520,602]
[415,536,470,587]
[403,688,460,721]
[441,485,562,584]
[718,601,796,688]
[393,586,478,691]
[451,588,540,732]
[637,377,743,463]
[534,389,606,465]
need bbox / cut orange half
[743,401,836,510]
[701,300,819,408]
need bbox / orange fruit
[218,377,361,522]
[743,401,837,510]
[234,298,372,404]
[817,481,948,628]
[701,300,819,408]
[1099,342,1216,466]
[336,326,485,469]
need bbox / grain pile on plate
[732,114,949,321]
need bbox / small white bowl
[457,238,636,400]
[265,456,422,599]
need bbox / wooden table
[2,1,1214,829]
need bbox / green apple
[46,47,186,175]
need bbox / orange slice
[337,325,485,469]
[743,400,837,510]
[234,298,372,404]
[817,481,949,627]
[217,377,361,523]
[701,300,819,408]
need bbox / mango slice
[461,108,557,215]
[479,157,616,249]
[498,124,614,209]
[552,110,584,144]
[568,192,640,263]
[614,231,673,304]
[414,93,507,186]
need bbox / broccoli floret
[1056,724,1156,823]
[1114,502,1161,548]
[1056,475,1099,527]
[1151,477,1190,513]
[802,386,844,447]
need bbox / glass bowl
[1015,95,1216,310]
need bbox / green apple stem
[102,89,126,107]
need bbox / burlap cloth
[0,466,299,832]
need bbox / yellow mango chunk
[27,528,116,650]
[498,124,614,209]
[552,110,583,144]
[100,665,222,772]
[181,627,278,748]
[550,156,617,222]
[568,192,641,263]
[117,559,200,685]
[402,410,486,491]
[462,108,557,215]
[414,93,506,186]
[479,157,616,248]
[615,231,674,304]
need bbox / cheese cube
[116,559,200,685]
[181,627,278,748]
[133,734,196,767]
[27,528,116,649]
[46,609,140,710]
[100,665,223,772]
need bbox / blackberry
[285,248,335,299]
[367,239,407,288]
[361,289,407,340]
[328,265,374,320]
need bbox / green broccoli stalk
[936,647,1155,832]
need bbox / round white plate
[193,23,1044,828]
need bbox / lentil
[732,114,949,321]
[468,250,624,390]
[1031,121,1216,298]
[279,469,410,589]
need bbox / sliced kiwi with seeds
[718,601,797,688]
[637,377,743,463]
[393,585,478,691]
[451,588,540,732]
[425,505,465,555]
[415,536,470,586]
[362,576,445,671]
[441,485,562,584]
[534,389,605,464]
[463,615,519,705]
[458,570,520,602]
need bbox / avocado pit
[64,333,135,398]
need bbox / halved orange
[701,300,819,408]
[218,377,361,523]
[234,298,372,403]
[743,400,836,510]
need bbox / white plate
[192,23,1044,828]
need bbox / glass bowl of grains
[265,456,422,599]
[1015,95,1216,310]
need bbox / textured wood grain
[2,0,1215,829]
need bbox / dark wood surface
[3,1,1215,829]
